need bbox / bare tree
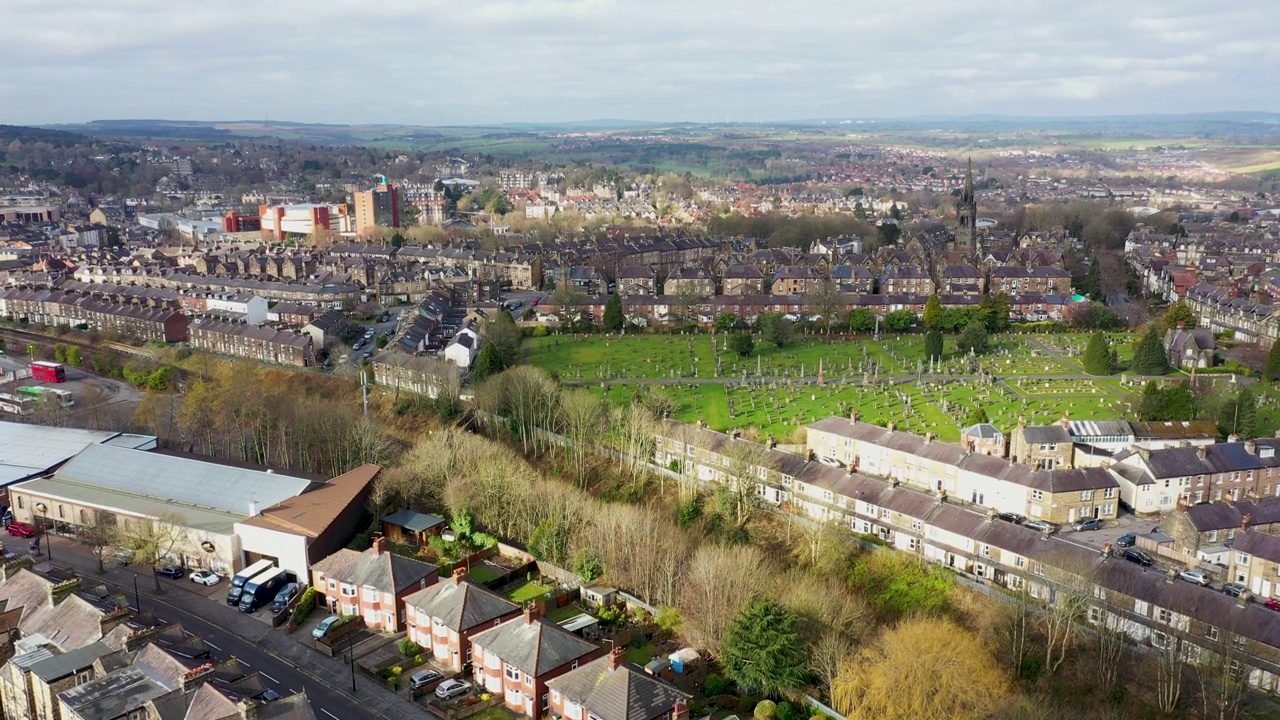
[559,389,603,488]
[1037,550,1094,675]
[78,512,119,574]
[993,587,1036,677]
[805,277,843,334]
[719,438,771,530]
[810,629,857,701]
[119,512,191,591]
[1197,625,1252,720]
[680,544,769,655]
[612,401,657,487]
[1153,633,1187,715]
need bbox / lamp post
[34,502,50,560]
[133,574,141,612]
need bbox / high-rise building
[353,177,400,236]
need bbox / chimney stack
[925,432,934,443]
[767,435,777,450]
[1018,415,1027,430]
[1238,590,1253,608]
[238,699,259,720]
[372,536,386,556]
[524,603,538,625]
[1228,433,1240,443]
[1060,412,1070,429]
[1165,568,1177,584]
[1197,446,1208,461]
[887,421,897,432]
[850,410,860,423]
[1245,440,1257,455]
[1242,514,1253,532]
[452,566,467,586]
[672,701,690,720]
[608,646,625,671]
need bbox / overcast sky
[2,0,1276,126]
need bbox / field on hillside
[526,332,1144,442]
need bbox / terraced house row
[654,417,1280,693]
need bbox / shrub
[414,654,424,665]
[712,695,739,710]
[775,702,796,720]
[736,696,756,714]
[597,604,627,628]
[655,606,682,635]
[705,674,731,697]
[398,638,420,657]
[291,587,318,625]
[754,700,777,720]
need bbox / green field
[530,332,1147,442]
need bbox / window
[1151,631,1171,650]
[58,504,65,518]
[1093,586,1107,600]
[1080,490,1094,501]
[971,490,984,505]
[543,694,549,711]
[880,508,890,519]
[1157,608,1172,625]
[341,585,356,597]
[1032,490,1044,501]
[1015,555,1026,568]
[1237,552,1251,566]
[505,664,522,682]
[980,544,991,558]
[1206,627,1219,641]
[1088,607,1103,624]
[16,497,22,509]
[1134,600,1149,616]
[911,519,922,532]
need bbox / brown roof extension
[240,464,379,538]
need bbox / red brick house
[310,537,438,633]
[403,568,521,672]
[470,607,602,717]
[547,649,691,720]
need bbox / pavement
[41,534,433,720]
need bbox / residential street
[40,535,431,720]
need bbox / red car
[6,522,36,538]
[1265,599,1280,612]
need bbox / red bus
[31,361,66,383]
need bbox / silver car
[434,679,471,700]
[1178,570,1211,587]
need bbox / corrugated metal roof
[52,444,312,516]
[0,421,143,486]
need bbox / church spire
[964,156,974,198]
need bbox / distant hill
[0,124,93,147]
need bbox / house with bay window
[403,568,520,672]
[310,538,438,633]
[547,649,690,720]
[469,606,602,717]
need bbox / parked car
[1265,599,1280,612]
[158,566,185,579]
[410,669,442,689]
[312,615,342,639]
[1024,520,1057,534]
[1122,549,1154,567]
[271,583,301,613]
[435,679,471,700]
[995,512,1025,525]
[1071,517,1101,532]
[1115,533,1136,548]
[112,548,135,565]
[1179,570,1211,587]
[257,689,282,703]
[6,522,36,538]
[1220,583,1246,598]
[191,569,221,586]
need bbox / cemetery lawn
[528,332,1144,443]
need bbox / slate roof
[962,423,1002,440]
[1233,530,1280,564]
[315,544,438,595]
[403,577,519,632]
[546,655,690,720]
[1020,425,1071,444]
[471,615,598,676]
[383,509,445,533]
[28,641,111,682]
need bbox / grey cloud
[0,0,1276,125]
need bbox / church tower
[954,157,978,255]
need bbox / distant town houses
[188,318,316,366]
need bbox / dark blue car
[158,566,185,579]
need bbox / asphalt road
[86,569,373,720]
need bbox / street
[44,535,429,720]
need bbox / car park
[312,615,342,639]
[1178,570,1211,587]
[1122,549,1154,567]
[435,679,471,700]
[1221,583,1246,598]
[6,522,36,538]
[158,566,185,579]
[1115,533,1136,548]
[191,569,221,586]
[1071,517,1101,532]
[410,669,442,689]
